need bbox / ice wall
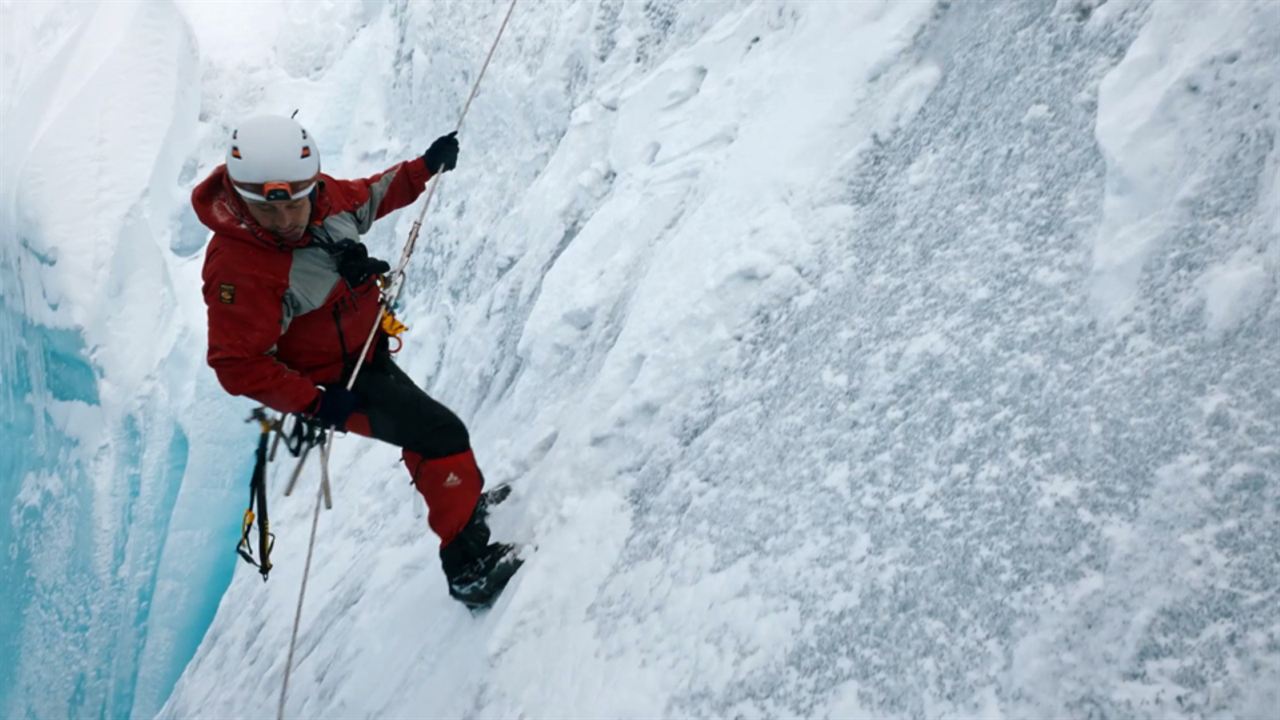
[1,2,248,718]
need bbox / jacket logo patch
[218,283,236,304]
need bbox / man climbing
[191,114,520,609]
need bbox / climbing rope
[276,2,519,717]
[349,0,521,384]
[277,440,330,720]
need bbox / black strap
[283,413,325,458]
[331,304,357,380]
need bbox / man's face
[243,196,311,242]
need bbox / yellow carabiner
[381,309,409,353]
[381,310,409,338]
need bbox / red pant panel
[344,414,482,546]
[406,450,483,546]
[341,346,482,546]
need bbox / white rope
[276,2,519,717]
[351,0,521,386]
[277,440,328,720]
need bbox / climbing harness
[276,2,520,718]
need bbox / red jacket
[193,157,434,413]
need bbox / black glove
[423,131,459,174]
[334,241,391,287]
[310,385,359,429]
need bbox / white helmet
[226,115,320,201]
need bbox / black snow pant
[343,344,483,545]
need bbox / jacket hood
[192,164,320,250]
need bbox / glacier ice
[1,2,247,718]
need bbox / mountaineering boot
[475,483,512,520]
[439,506,523,610]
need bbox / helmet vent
[225,115,319,197]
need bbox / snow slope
[4,0,1278,718]
[164,0,1279,717]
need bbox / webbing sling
[236,409,276,580]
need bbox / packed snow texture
[4,0,1279,718]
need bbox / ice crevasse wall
[1,1,255,718]
[3,0,1280,719]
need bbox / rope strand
[278,440,328,720]
[350,0,518,386]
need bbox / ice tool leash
[235,411,333,581]
[236,409,277,579]
[277,2,520,718]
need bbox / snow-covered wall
[3,0,1277,718]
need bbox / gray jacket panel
[282,246,341,333]
[352,169,400,234]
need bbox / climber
[191,114,520,609]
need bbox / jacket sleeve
[202,250,320,414]
[330,156,434,235]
